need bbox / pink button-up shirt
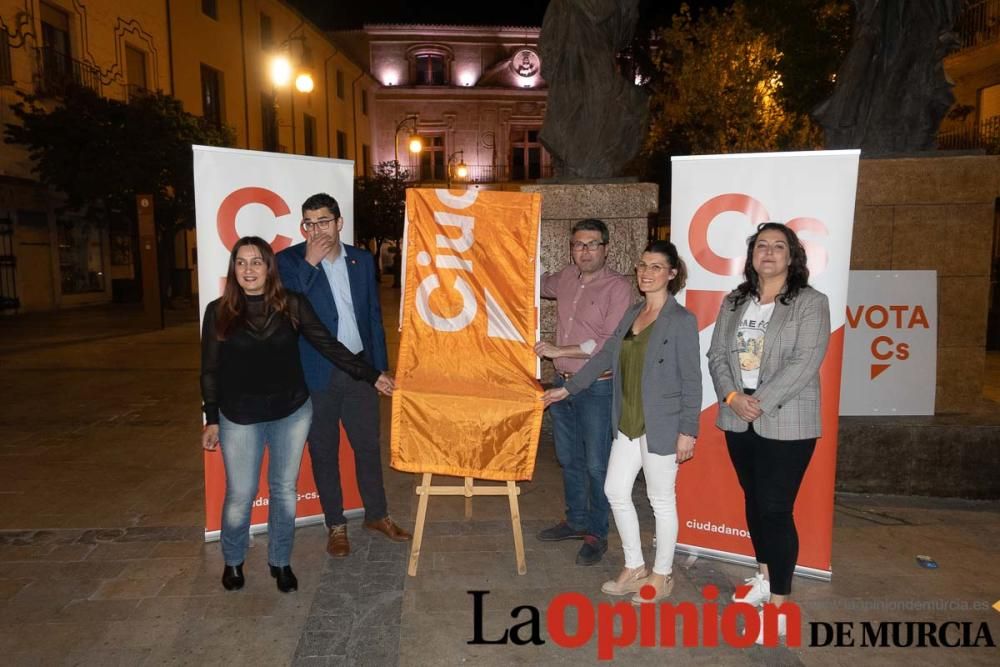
[541,264,634,374]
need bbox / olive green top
[618,323,654,439]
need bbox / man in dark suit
[277,193,411,558]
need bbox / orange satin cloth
[390,188,543,481]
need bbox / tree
[353,161,409,273]
[4,85,233,300]
[743,0,854,117]
[643,2,821,157]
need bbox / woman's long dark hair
[644,240,687,295]
[730,222,809,308]
[215,236,295,339]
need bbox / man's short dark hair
[572,218,609,245]
[301,193,341,218]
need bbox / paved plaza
[0,285,998,665]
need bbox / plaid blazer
[707,286,830,440]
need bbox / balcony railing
[396,163,553,184]
[956,0,1000,51]
[35,46,102,97]
[938,115,1000,153]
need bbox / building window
[40,2,73,93]
[510,127,544,180]
[361,89,368,115]
[414,54,446,85]
[336,130,348,159]
[419,134,446,180]
[0,31,12,84]
[125,45,147,99]
[362,144,371,175]
[303,113,316,156]
[201,0,217,20]
[261,92,277,152]
[58,218,104,294]
[200,64,224,128]
[980,83,1000,123]
[336,69,345,99]
[260,13,272,50]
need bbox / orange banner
[390,188,543,481]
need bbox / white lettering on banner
[434,212,475,252]
[414,190,479,332]
[413,189,524,341]
[685,519,751,539]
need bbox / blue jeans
[218,399,312,566]
[549,375,614,538]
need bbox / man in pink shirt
[535,218,634,565]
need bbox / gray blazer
[707,286,830,440]
[565,297,702,456]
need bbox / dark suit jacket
[277,242,388,391]
[565,297,702,456]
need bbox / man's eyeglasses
[571,241,606,252]
[301,218,336,232]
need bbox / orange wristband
[724,391,738,405]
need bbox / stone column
[520,182,657,381]
[852,154,1000,413]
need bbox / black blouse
[200,292,380,425]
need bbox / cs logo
[687,193,829,276]
[216,187,295,252]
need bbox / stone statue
[538,0,649,179]
[814,0,962,154]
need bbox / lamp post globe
[295,72,314,93]
[270,55,292,87]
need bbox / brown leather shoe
[326,524,349,557]
[363,516,412,542]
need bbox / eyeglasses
[635,262,668,274]
[570,241,606,252]
[301,217,336,232]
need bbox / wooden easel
[407,474,527,576]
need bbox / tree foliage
[353,161,409,265]
[4,85,233,238]
[644,2,822,157]
[743,0,854,117]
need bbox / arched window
[408,46,452,86]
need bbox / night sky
[289,1,725,30]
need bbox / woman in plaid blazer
[707,222,830,644]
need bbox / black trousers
[308,368,388,527]
[725,424,816,596]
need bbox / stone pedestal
[519,182,657,380]
[852,154,1000,413]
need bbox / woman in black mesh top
[201,236,393,593]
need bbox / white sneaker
[732,573,770,606]
[754,608,787,645]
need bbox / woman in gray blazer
[543,241,701,604]
[707,222,830,644]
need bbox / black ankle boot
[222,563,245,591]
[269,564,298,593]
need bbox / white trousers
[603,431,679,575]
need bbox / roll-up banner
[671,150,860,579]
[390,188,544,481]
[193,146,360,540]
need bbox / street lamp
[394,115,423,176]
[269,26,314,153]
[447,150,468,188]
